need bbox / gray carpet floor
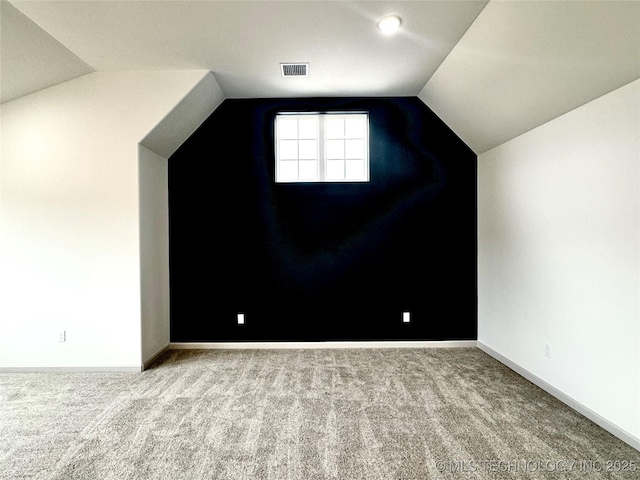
[1,348,639,480]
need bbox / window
[275,113,369,183]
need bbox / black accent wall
[169,97,476,342]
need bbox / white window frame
[275,113,369,183]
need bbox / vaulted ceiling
[2,0,639,154]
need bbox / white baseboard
[0,366,142,373]
[477,341,640,453]
[170,340,477,350]
[0,345,172,373]
[0,342,475,372]
[142,344,170,371]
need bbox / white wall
[0,70,215,370]
[138,72,224,366]
[139,145,170,365]
[478,79,640,443]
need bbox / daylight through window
[275,113,369,183]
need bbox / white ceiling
[2,0,639,154]
[4,0,487,99]
[419,0,640,153]
[0,0,94,103]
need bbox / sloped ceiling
[2,0,639,154]
[0,0,94,103]
[419,0,640,153]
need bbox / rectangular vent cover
[281,63,309,77]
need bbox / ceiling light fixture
[378,15,402,35]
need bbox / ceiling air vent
[281,63,309,77]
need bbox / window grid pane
[326,160,345,180]
[299,140,318,160]
[345,139,363,159]
[326,139,344,160]
[299,160,319,180]
[279,160,298,181]
[325,118,345,139]
[279,118,298,139]
[279,140,298,160]
[345,118,365,137]
[298,118,318,139]
[346,160,364,180]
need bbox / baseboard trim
[170,340,477,350]
[0,366,142,373]
[142,344,170,371]
[477,341,640,452]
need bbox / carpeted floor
[1,348,638,479]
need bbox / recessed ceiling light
[378,15,402,35]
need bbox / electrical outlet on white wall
[545,343,551,358]
[58,330,66,342]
